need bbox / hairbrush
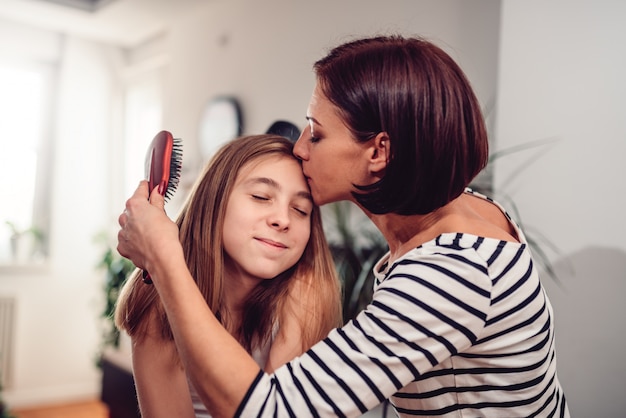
[142,130,183,284]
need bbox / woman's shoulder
[377,231,529,289]
[462,188,524,243]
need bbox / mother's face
[293,84,374,206]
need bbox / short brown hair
[315,35,489,215]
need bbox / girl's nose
[268,206,290,231]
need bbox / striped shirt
[237,192,569,417]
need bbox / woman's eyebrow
[305,116,322,127]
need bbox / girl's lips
[255,237,287,249]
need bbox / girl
[114,134,342,417]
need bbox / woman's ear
[369,132,390,176]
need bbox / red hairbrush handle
[142,130,183,284]
[146,131,175,195]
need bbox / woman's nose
[293,129,309,161]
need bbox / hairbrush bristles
[164,137,183,200]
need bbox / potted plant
[322,201,388,323]
[0,381,16,418]
[95,238,135,358]
[4,221,44,263]
[94,233,140,418]
[470,137,567,284]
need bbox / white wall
[160,0,501,184]
[2,0,503,409]
[495,1,626,416]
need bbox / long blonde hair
[115,134,342,353]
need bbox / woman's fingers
[117,181,151,267]
[116,179,179,272]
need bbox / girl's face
[222,155,313,283]
[293,83,373,206]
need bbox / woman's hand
[117,180,181,275]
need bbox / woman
[117,35,569,417]
[114,134,342,417]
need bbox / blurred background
[0,0,624,417]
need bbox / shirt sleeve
[236,249,492,417]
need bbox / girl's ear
[369,132,390,176]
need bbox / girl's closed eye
[251,194,270,201]
[292,198,313,217]
[292,206,309,217]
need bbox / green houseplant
[4,221,45,263]
[322,201,388,323]
[470,136,566,285]
[0,382,15,418]
[94,232,141,418]
[94,233,136,363]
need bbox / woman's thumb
[149,181,167,208]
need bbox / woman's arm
[118,183,488,417]
[131,315,195,418]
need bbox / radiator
[0,297,15,389]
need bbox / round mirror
[198,96,242,159]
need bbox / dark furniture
[100,350,140,418]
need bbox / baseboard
[3,379,101,409]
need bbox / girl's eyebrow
[245,177,312,201]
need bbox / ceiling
[0,0,209,47]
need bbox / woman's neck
[367,208,448,264]
[363,192,519,264]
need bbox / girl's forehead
[235,154,301,185]
[239,154,291,173]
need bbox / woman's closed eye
[308,125,320,143]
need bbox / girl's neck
[222,262,260,309]
[220,264,263,337]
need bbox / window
[123,70,163,199]
[0,63,54,264]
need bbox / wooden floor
[11,399,109,418]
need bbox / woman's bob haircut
[314,35,489,215]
